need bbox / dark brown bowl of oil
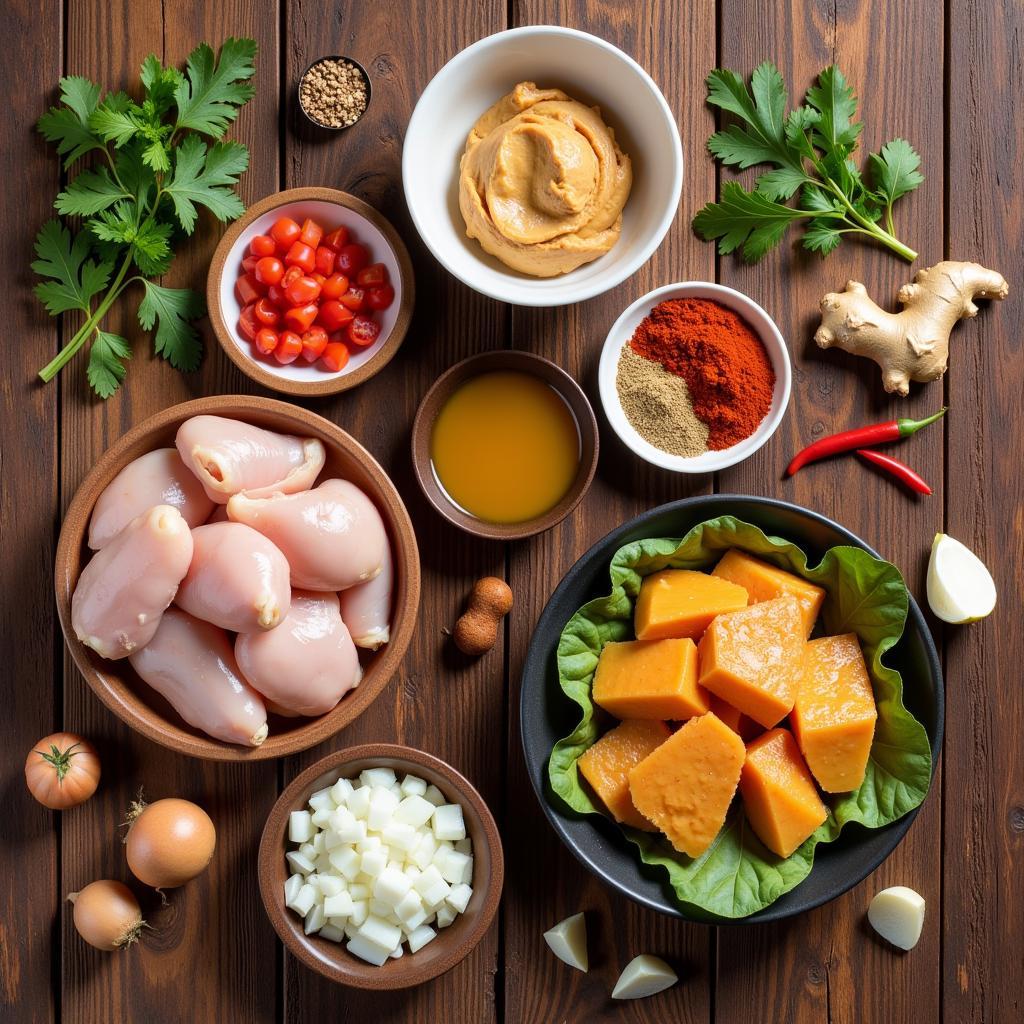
[411,351,599,541]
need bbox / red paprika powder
[629,298,775,450]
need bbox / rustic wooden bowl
[410,350,599,540]
[207,187,414,397]
[258,744,504,988]
[54,395,421,762]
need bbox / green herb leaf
[31,220,113,315]
[869,138,924,208]
[802,219,843,255]
[37,76,105,168]
[87,330,131,398]
[805,65,862,154]
[692,181,813,260]
[754,166,809,201]
[137,281,205,371]
[173,37,257,139]
[164,136,247,233]
[88,91,141,147]
[140,54,182,119]
[89,202,172,276]
[55,167,129,216]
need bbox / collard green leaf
[137,281,205,371]
[548,516,932,920]
[31,220,113,315]
[173,37,257,138]
[86,330,131,398]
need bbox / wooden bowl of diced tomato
[208,187,415,396]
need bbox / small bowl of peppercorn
[298,56,371,131]
[597,282,792,474]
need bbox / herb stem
[823,177,918,262]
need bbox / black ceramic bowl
[520,495,943,923]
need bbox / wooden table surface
[3,0,1021,1021]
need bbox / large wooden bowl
[54,396,421,761]
[258,744,504,989]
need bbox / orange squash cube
[791,633,877,792]
[740,728,828,857]
[709,695,763,743]
[711,549,825,637]
[593,638,710,721]
[634,569,749,641]
[577,719,672,830]
[697,595,805,728]
[628,711,745,858]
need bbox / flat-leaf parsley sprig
[34,38,257,397]
[692,62,923,263]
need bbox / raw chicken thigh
[175,415,325,504]
[88,448,215,549]
[175,522,291,632]
[227,479,387,591]
[235,591,362,717]
[130,608,268,747]
[71,505,194,659]
[339,542,393,649]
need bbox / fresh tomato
[314,245,336,276]
[254,256,285,287]
[317,300,355,332]
[266,283,288,308]
[300,325,329,363]
[255,328,279,355]
[322,226,350,252]
[275,330,303,364]
[253,297,280,327]
[356,262,387,287]
[238,304,258,341]
[284,274,322,306]
[283,303,319,333]
[366,284,395,311]
[321,272,349,300]
[321,341,350,372]
[311,272,327,286]
[242,254,259,274]
[339,286,366,312]
[299,218,323,248]
[284,241,316,273]
[249,234,276,257]
[270,216,301,249]
[235,273,263,306]
[281,265,303,288]
[337,243,369,276]
[348,315,381,348]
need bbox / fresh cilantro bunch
[692,62,923,263]
[34,38,257,397]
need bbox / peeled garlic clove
[175,522,291,632]
[88,448,214,550]
[235,591,361,717]
[129,608,268,746]
[611,955,678,1000]
[543,912,588,972]
[926,533,996,624]
[228,479,387,591]
[867,886,926,950]
[339,542,392,649]
[72,505,194,660]
[175,414,325,504]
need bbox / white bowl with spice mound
[598,283,791,473]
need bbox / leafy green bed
[548,516,932,919]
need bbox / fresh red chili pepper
[786,408,946,476]
[855,449,932,495]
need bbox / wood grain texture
[944,1,1024,1021]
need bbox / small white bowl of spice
[598,282,791,473]
[299,56,371,130]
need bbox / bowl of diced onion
[258,743,504,989]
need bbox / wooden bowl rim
[410,350,600,540]
[258,744,504,989]
[54,395,421,761]
[206,187,415,397]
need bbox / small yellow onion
[68,880,144,951]
[125,798,216,889]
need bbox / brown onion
[68,880,144,951]
[125,797,216,889]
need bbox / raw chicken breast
[130,608,268,747]
[227,479,387,591]
[88,448,215,549]
[175,415,325,504]
[339,541,393,649]
[71,505,194,660]
[175,522,291,632]
[235,591,362,717]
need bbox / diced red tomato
[254,297,280,327]
[267,283,289,308]
[366,284,395,311]
[238,304,258,341]
[275,330,303,364]
[254,256,285,287]
[321,341,350,372]
[270,217,301,249]
[299,218,323,248]
[339,286,366,312]
[322,226,350,252]
[285,275,322,306]
[281,265,303,288]
[300,325,329,363]
[314,246,336,276]
[242,255,259,274]
[356,263,387,287]
[284,241,316,273]
[283,303,319,333]
[311,272,327,286]
[255,328,278,355]
[317,300,355,332]
[321,273,349,300]
[235,273,263,306]
[250,234,276,257]
[337,243,369,276]
[347,315,381,348]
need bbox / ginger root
[815,261,1008,395]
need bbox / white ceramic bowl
[402,26,682,307]
[598,283,792,473]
